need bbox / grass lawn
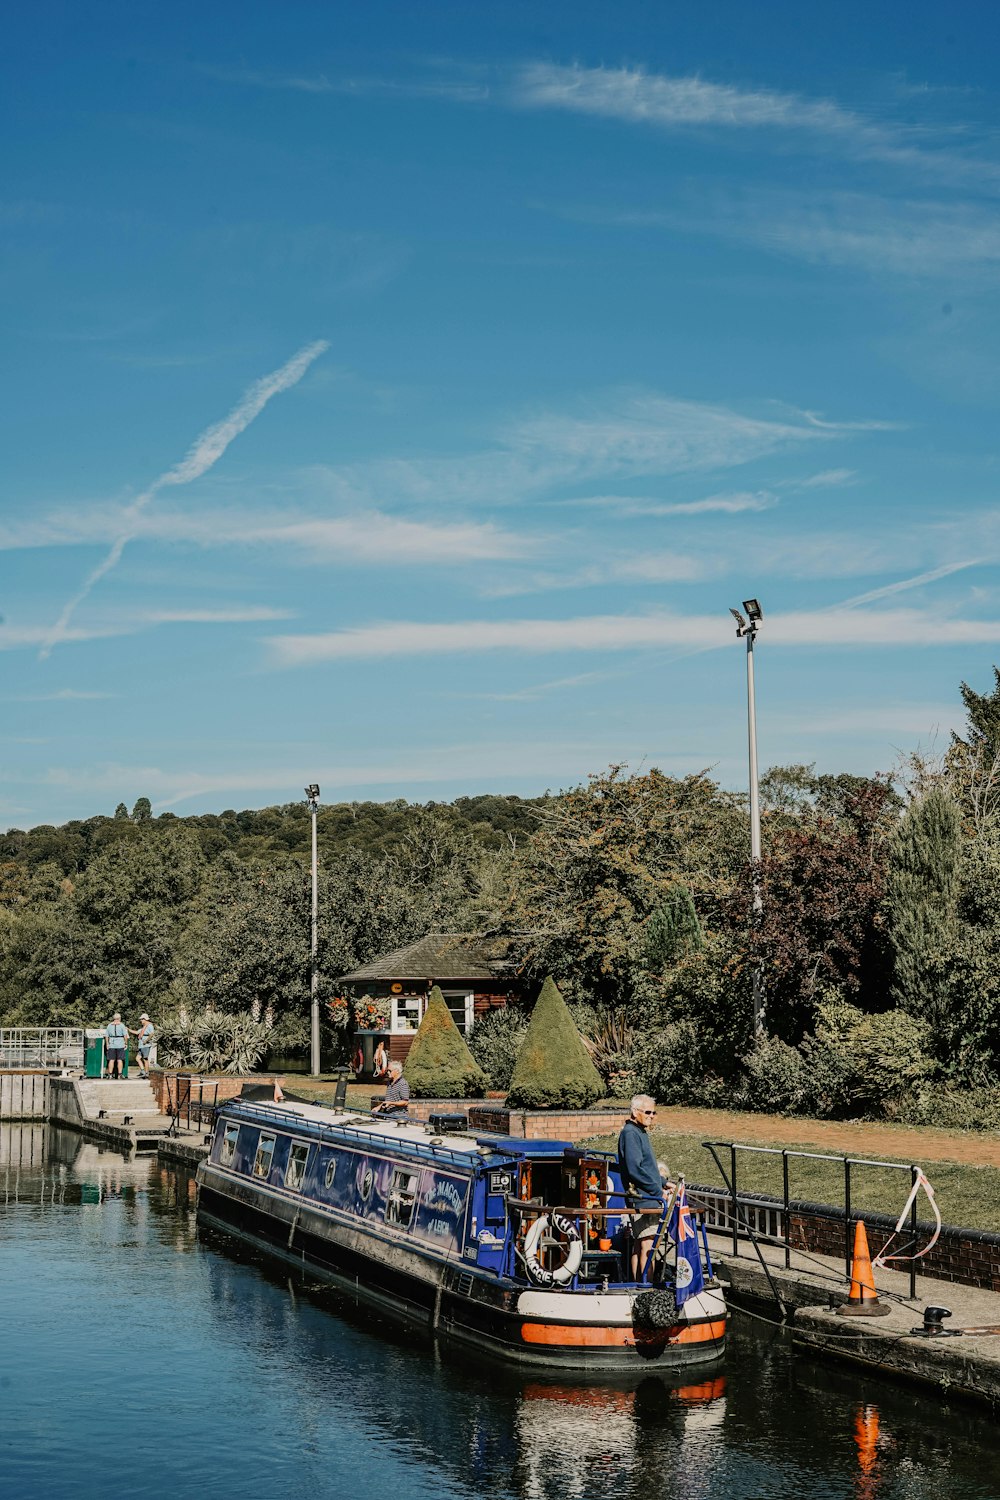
[583,1126,1000,1234]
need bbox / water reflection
[1,1123,998,1500]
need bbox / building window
[253,1134,276,1179]
[440,990,475,1036]
[391,994,423,1032]
[220,1123,239,1166]
[386,1167,419,1228]
[285,1141,310,1191]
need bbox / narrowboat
[196,1097,727,1372]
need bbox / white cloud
[0,605,292,654]
[27,738,677,812]
[835,561,981,609]
[39,340,329,658]
[483,549,707,597]
[0,504,526,565]
[265,605,1000,667]
[203,63,489,102]
[788,468,858,490]
[549,490,777,516]
[21,689,117,702]
[510,62,996,183]
[775,703,962,736]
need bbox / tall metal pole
[730,602,765,1035]
[745,625,764,1035]
[306,784,321,1076]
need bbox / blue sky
[4,1,1000,827]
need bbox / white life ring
[523,1213,583,1287]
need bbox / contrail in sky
[39,339,329,659]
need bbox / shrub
[403,986,488,1099]
[507,975,604,1109]
[733,1035,809,1115]
[468,1005,528,1090]
[582,1008,643,1093]
[890,1086,1000,1133]
[641,1020,729,1108]
[158,1000,275,1075]
[800,998,934,1119]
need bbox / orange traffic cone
[273,1079,284,1103]
[837,1220,891,1317]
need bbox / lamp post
[305,783,321,1076]
[729,600,765,1035]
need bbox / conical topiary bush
[506,975,604,1109]
[403,986,489,1099]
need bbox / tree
[402,986,488,1098]
[933,837,1000,1080]
[114,803,129,821]
[506,766,745,1009]
[948,667,1000,835]
[131,797,153,824]
[953,667,1000,765]
[886,787,961,1035]
[644,886,704,971]
[506,975,604,1109]
[750,779,896,1042]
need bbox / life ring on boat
[522,1213,583,1287]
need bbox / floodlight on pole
[305,783,321,1075]
[730,601,765,1035]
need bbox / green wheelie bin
[84,1029,105,1079]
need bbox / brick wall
[467,1104,629,1140]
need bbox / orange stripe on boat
[520,1318,727,1348]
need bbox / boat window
[285,1142,310,1191]
[253,1133,276,1179]
[386,1167,419,1228]
[324,1156,338,1189]
[220,1124,240,1166]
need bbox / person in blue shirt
[131,1013,155,1078]
[617,1094,672,1278]
[104,1013,129,1080]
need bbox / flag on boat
[669,1184,705,1306]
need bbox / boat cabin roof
[218,1098,596,1168]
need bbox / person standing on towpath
[132,1013,154,1078]
[104,1013,129,1080]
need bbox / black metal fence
[166,1074,220,1135]
[699,1141,923,1299]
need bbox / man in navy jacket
[617,1095,671,1278]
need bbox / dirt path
[652,1105,1000,1169]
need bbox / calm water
[1,1124,998,1500]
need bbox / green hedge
[403,986,488,1099]
[506,975,604,1109]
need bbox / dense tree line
[4,670,1000,1123]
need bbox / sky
[4,1,1000,828]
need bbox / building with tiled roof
[338,932,521,1075]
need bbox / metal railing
[701,1141,924,1299]
[166,1074,221,1135]
[0,1027,84,1070]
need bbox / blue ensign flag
[669,1184,705,1306]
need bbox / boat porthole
[360,1167,374,1200]
[325,1160,337,1189]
